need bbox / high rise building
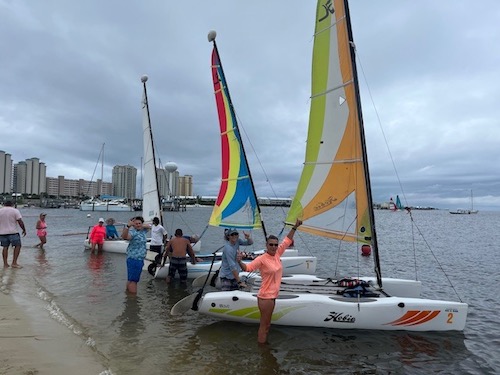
[178,175,193,196]
[112,165,137,199]
[156,168,169,198]
[45,176,113,197]
[0,150,13,194]
[13,157,46,194]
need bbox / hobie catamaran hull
[192,273,422,298]
[197,290,467,331]
[251,274,422,298]
[84,239,201,254]
[153,255,317,279]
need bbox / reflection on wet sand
[0,267,18,294]
[34,249,51,278]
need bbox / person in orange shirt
[89,218,106,253]
[238,218,302,344]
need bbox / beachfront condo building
[112,165,137,200]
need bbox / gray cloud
[1,1,499,211]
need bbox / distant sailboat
[396,195,403,210]
[450,190,478,215]
[80,144,132,212]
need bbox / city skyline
[0,150,193,199]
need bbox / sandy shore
[0,269,110,375]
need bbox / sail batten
[311,79,353,99]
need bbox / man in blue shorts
[122,216,150,294]
[0,200,27,268]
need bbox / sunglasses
[267,243,279,247]
[230,233,239,236]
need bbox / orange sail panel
[286,0,371,243]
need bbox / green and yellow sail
[286,0,371,243]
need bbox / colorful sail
[141,76,162,224]
[286,0,371,243]
[208,44,262,230]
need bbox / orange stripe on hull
[385,310,441,326]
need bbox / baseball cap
[98,218,105,223]
[228,228,239,236]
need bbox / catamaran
[173,0,467,331]
[152,49,317,279]
[84,76,200,255]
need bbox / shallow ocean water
[2,206,499,374]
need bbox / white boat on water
[192,272,422,299]
[151,250,317,280]
[84,236,201,255]
[84,75,200,255]
[80,198,132,212]
[172,2,468,332]
[450,190,478,214]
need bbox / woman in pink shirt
[89,218,107,253]
[238,219,302,344]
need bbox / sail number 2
[447,313,454,324]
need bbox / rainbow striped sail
[286,0,372,244]
[208,43,262,230]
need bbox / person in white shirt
[0,200,27,268]
[150,217,168,256]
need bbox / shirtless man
[162,228,197,283]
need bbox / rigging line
[232,107,319,256]
[85,143,105,197]
[408,213,463,302]
[355,52,408,207]
[233,110,287,216]
[355,51,421,281]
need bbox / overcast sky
[1,1,499,211]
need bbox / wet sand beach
[0,268,110,375]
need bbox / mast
[100,143,104,196]
[470,190,473,211]
[208,31,267,239]
[141,75,163,226]
[343,0,383,287]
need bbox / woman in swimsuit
[35,213,47,250]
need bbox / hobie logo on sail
[314,196,337,211]
[318,0,334,22]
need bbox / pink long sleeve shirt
[244,237,292,299]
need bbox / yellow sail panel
[208,46,262,229]
[287,0,371,243]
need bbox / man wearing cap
[0,200,26,268]
[89,218,106,253]
[219,228,253,291]
[35,212,48,250]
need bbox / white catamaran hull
[152,255,317,279]
[84,239,201,254]
[193,273,421,298]
[244,273,422,298]
[197,290,467,331]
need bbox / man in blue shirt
[219,228,253,291]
